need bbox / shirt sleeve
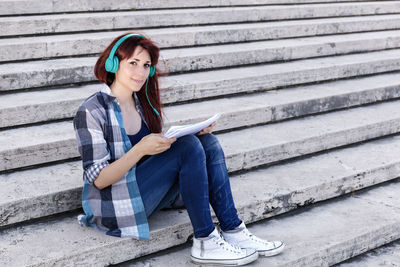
[73,106,110,184]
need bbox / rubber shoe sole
[191,250,259,266]
[258,242,285,257]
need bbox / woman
[73,33,285,266]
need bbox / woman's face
[114,45,152,93]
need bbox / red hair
[94,32,163,133]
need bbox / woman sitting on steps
[73,32,285,266]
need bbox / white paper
[163,114,221,139]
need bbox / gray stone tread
[4,29,400,71]
[160,29,400,72]
[162,48,400,103]
[164,71,400,128]
[121,180,400,267]
[0,161,82,227]
[0,0,372,15]
[3,70,400,128]
[0,84,99,128]
[336,240,400,267]
[3,14,400,61]
[1,121,74,155]
[2,157,400,266]
[219,100,400,170]
[2,98,400,172]
[4,44,400,92]
[1,2,400,37]
[0,161,82,204]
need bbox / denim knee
[174,134,206,162]
[197,134,225,164]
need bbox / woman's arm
[94,144,144,190]
[94,134,176,190]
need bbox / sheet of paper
[164,114,221,139]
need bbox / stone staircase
[1,1,400,266]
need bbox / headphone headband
[108,33,145,62]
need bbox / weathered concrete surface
[0,84,99,128]
[1,144,400,266]
[121,180,400,267]
[0,56,96,91]
[0,208,193,267]
[159,30,400,72]
[3,69,400,128]
[0,0,372,15]
[2,98,400,172]
[336,240,400,266]
[219,100,400,171]
[4,45,400,92]
[0,176,400,267]
[1,2,400,37]
[2,129,400,227]
[3,15,400,61]
[0,121,76,171]
[0,161,82,227]
[162,48,400,104]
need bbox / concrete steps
[1,133,400,266]
[4,43,400,92]
[119,179,400,267]
[3,14,400,62]
[336,240,400,267]
[1,2,400,37]
[161,30,400,72]
[3,66,400,128]
[0,0,372,16]
[1,97,400,174]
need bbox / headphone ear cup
[105,57,114,73]
[105,56,119,73]
[111,56,119,73]
[149,66,155,77]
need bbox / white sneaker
[191,227,259,266]
[221,222,285,257]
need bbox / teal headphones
[105,33,160,120]
[105,33,155,76]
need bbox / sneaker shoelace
[242,227,275,247]
[213,233,243,254]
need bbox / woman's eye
[144,64,150,68]
[129,61,137,65]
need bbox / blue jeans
[135,134,241,238]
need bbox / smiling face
[113,45,152,93]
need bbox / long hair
[94,32,163,133]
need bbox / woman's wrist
[130,142,146,158]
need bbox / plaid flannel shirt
[73,83,150,239]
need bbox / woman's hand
[197,122,216,136]
[136,133,176,156]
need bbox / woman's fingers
[205,122,216,132]
[153,136,176,153]
[197,122,216,135]
[138,134,176,155]
[167,137,176,144]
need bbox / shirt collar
[99,83,117,104]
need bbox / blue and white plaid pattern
[73,84,150,239]
[85,161,109,183]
